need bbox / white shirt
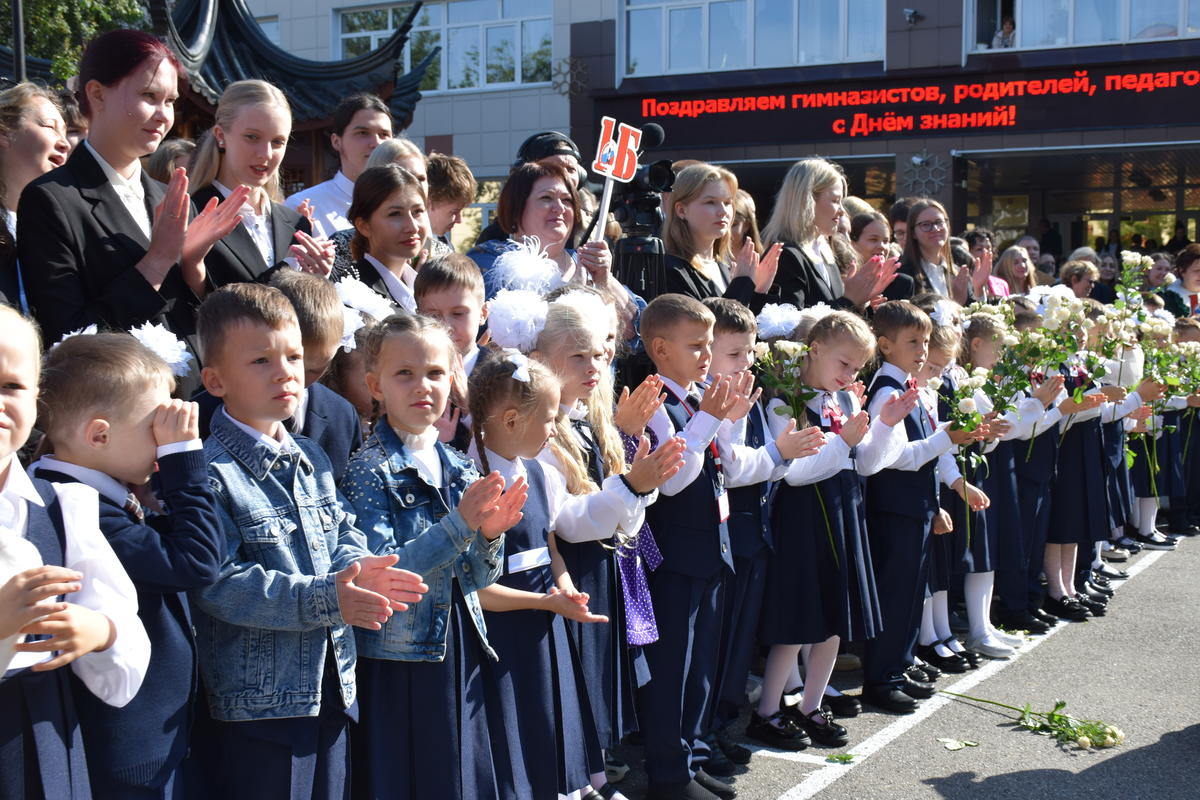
[84,140,150,240]
[802,238,840,294]
[30,443,203,508]
[364,253,418,313]
[647,375,723,497]
[866,361,954,473]
[285,171,354,240]
[291,386,309,435]
[214,181,274,268]
[394,425,444,487]
[921,258,950,297]
[462,345,482,378]
[765,392,906,485]
[222,407,299,454]
[1,455,149,707]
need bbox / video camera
[608,123,672,302]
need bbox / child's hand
[1059,392,1104,414]
[879,388,919,427]
[846,380,867,408]
[1032,374,1065,407]
[774,420,825,460]
[152,399,200,447]
[624,436,685,494]
[334,561,393,629]
[1099,385,1128,403]
[953,479,990,511]
[0,566,79,639]
[987,419,1012,440]
[932,508,954,535]
[544,588,608,623]
[723,371,762,422]
[14,603,116,671]
[839,411,871,448]
[1129,404,1153,422]
[1136,379,1166,403]
[432,406,461,444]
[947,425,987,445]
[351,554,428,613]
[1131,419,1149,434]
[479,477,528,541]
[615,375,665,437]
[459,471,506,532]
[699,375,737,419]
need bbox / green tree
[0,0,147,80]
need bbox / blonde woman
[994,245,1039,295]
[762,157,899,310]
[189,79,334,286]
[660,162,778,310]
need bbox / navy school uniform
[192,383,363,482]
[934,379,992,577]
[1100,418,1135,531]
[1130,407,1188,499]
[761,392,882,646]
[555,415,639,754]
[1178,408,1200,523]
[0,479,91,800]
[639,389,733,788]
[999,405,1061,615]
[480,457,600,798]
[713,399,775,730]
[31,450,224,799]
[863,370,943,691]
[1047,367,1110,546]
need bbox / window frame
[964,0,1200,56]
[618,0,885,81]
[333,0,554,94]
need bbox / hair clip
[505,351,531,382]
[130,322,193,377]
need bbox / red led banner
[594,62,1200,147]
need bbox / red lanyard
[665,385,723,475]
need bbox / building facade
[250,0,1200,252]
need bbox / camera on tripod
[608,123,673,302]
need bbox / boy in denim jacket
[189,284,427,799]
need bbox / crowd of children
[5,253,1197,800]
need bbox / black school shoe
[822,693,863,718]
[1075,594,1107,616]
[693,769,737,800]
[1031,608,1059,627]
[699,734,737,777]
[862,685,919,714]
[917,644,969,673]
[1096,564,1129,580]
[792,708,850,747]
[914,658,942,681]
[905,665,936,684]
[1043,595,1091,622]
[993,610,1051,635]
[714,730,752,765]
[900,675,936,699]
[744,711,810,751]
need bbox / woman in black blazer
[17,31,243,395]
[763,158,901,311]
[658,163,775,311]
[187,80,332,288]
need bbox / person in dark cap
[475,130,583,246]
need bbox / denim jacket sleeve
[192,485,344,632]
[342,458,486,576]
[328,488,372,573]
[458,530,505,594]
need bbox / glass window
[338,1,553,90]
[1022,0,1070,47]
[1130,0,1180,39]
[709,0,748,70]
[623,0,882,76]
[1073,0,1120,44]
[1190,0,1200,35]
[974,0,1200,52]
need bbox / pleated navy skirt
[982,440,1024,572]
[1048,417,1108,544]
[1100,419,1135,530]
[761,468,881,645]
[353,587,499,800]
[943,445,993,573]
[1129,410,1188,499]
[0,667,91,800]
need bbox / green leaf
[1073,387,1084,403]
[825,753,856,764]
[772,405,791,417]
[937,737,980,751]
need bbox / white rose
[1003,334,1019,346]
[958,397,977,414]
[753,341,769,359]
[1163,272,1177,285]
[927,376,943,391]
[1044,316,1062,331]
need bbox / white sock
[1090,542,1104,571]
[800,637,839,716]
[919,596,938,646]
[758,645,802,718]
[590,773,607,794]
[1138,497,1159,536]
[964,571,995,641]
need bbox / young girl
[467,352,610,799]
[188,79,333,286]
[342,163,427,311]
[752,311,916,748]
[341,313,527,800]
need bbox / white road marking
[762,547,1170,799]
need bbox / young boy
[195,271,363,481]
[426,152,476,245]
[0,305,150,798]
[31,332,224,797]
[863,301,982,714]
[700,298,824,768]
[189,284,427,799]
[638,294,747,800]
[415,253,495,450]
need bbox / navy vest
[865,373,939,520]
[727,401,774,557]
[497,459,554,594]
[644,392,734,577]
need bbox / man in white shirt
[284,93,393,238]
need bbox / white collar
[83,140,142,195]
[876,361,912,385]
[565,402,589,422]
[364,253,417,313]
[467,441,527,484]
[332,170,354,199]
[393,423,440,453]
[658,374,697,403]
[2,454,42,508]
[213,180,269,217]
[462,345,481,377]
[29,455,129,507]
[1167,282,1197,298]
[221,406,298,453]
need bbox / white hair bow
[130,322,194,377]
[506,351,531,382]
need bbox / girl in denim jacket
[341,314,527,800]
